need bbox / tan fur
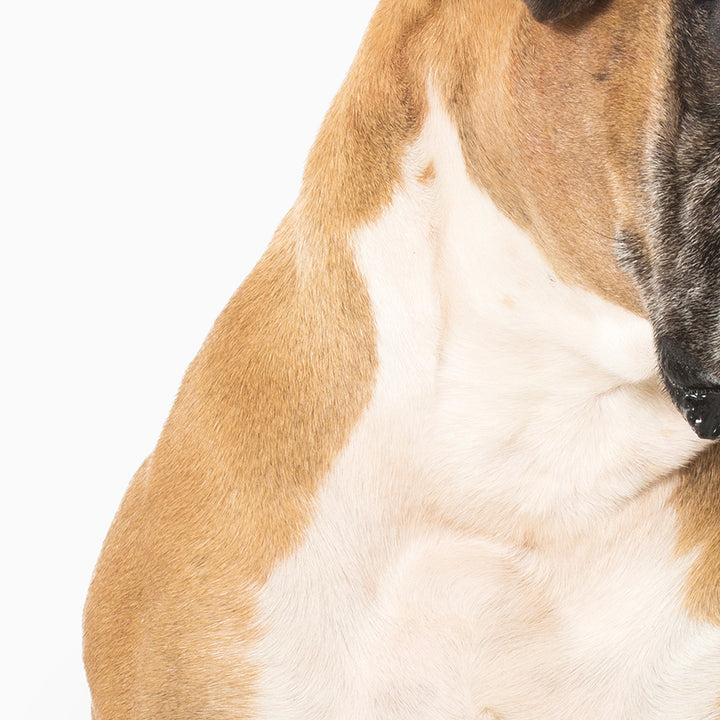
[83,1,432,716]
[83,228,378,716]
[300,0,430,237]
[418,161,437,185]
[84,0,720,716]
[674,444,720,625]
[424,0,674,315]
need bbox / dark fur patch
[522,0,599,24]
[627,0,720,394]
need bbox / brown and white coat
[84,0,720,717]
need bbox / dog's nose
[656,335,720,440]
[677,389,720,439]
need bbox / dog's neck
[346,88,705,542]
[251,0,706,551]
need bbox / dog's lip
[661,374,720,440]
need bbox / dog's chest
[252,456,720,720]
[250,203,720,717]
[250,106,720,718]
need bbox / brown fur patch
[424,0,674,315]
[83,1,436,717]
[300,0,432,237]
[84,0,720,715]
[673,444,720,624]
[84,222,378,718]
[418,161,437,185]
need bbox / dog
[83,0,720,717]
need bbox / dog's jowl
[84,0,720,718]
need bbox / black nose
[656,335,720,440]
[676,389,720,439]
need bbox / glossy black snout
[675,389,720,440]
[657,336,720,440]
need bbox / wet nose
[676,389,720,439]
[656,336,720,440]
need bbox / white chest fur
[250,94,720,719]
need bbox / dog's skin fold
[84,0,720,717]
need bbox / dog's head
[482,0,720,438]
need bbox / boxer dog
[84,0,720,717]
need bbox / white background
[1,1,377,717]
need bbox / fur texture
[84,0,720,717]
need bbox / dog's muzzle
[657,336,720,440]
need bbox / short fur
[84,0,720,717]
